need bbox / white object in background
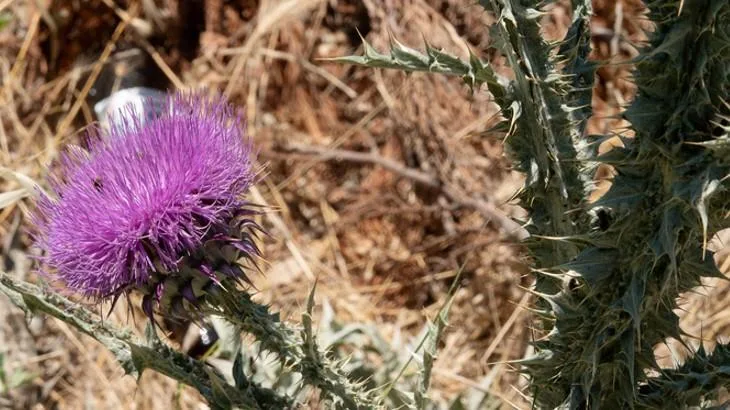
[93,87,168,135]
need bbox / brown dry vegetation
[1,1,729,409]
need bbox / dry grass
[1,1,729,409]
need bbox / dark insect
[93,177,104,192]
[163,316,220,360]
[185,323,220,359]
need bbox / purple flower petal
[32,92,257,300]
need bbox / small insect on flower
[31,92,265,323]
[92,176,103,191]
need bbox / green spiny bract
[336,0,730,408]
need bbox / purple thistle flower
[32,92,262,317]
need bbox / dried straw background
[0,1,727,409]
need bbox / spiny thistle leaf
[639,342,730,409]
[324,31,509,102]
[557,247,618,287]
[414,293,454,409]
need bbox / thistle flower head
[32,92,261,317]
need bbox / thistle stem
[213,286,378,409]
[0,271,292,410]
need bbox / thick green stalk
[474,4,601,405]
[479,0,594,269]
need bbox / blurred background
[2,1,728,409]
